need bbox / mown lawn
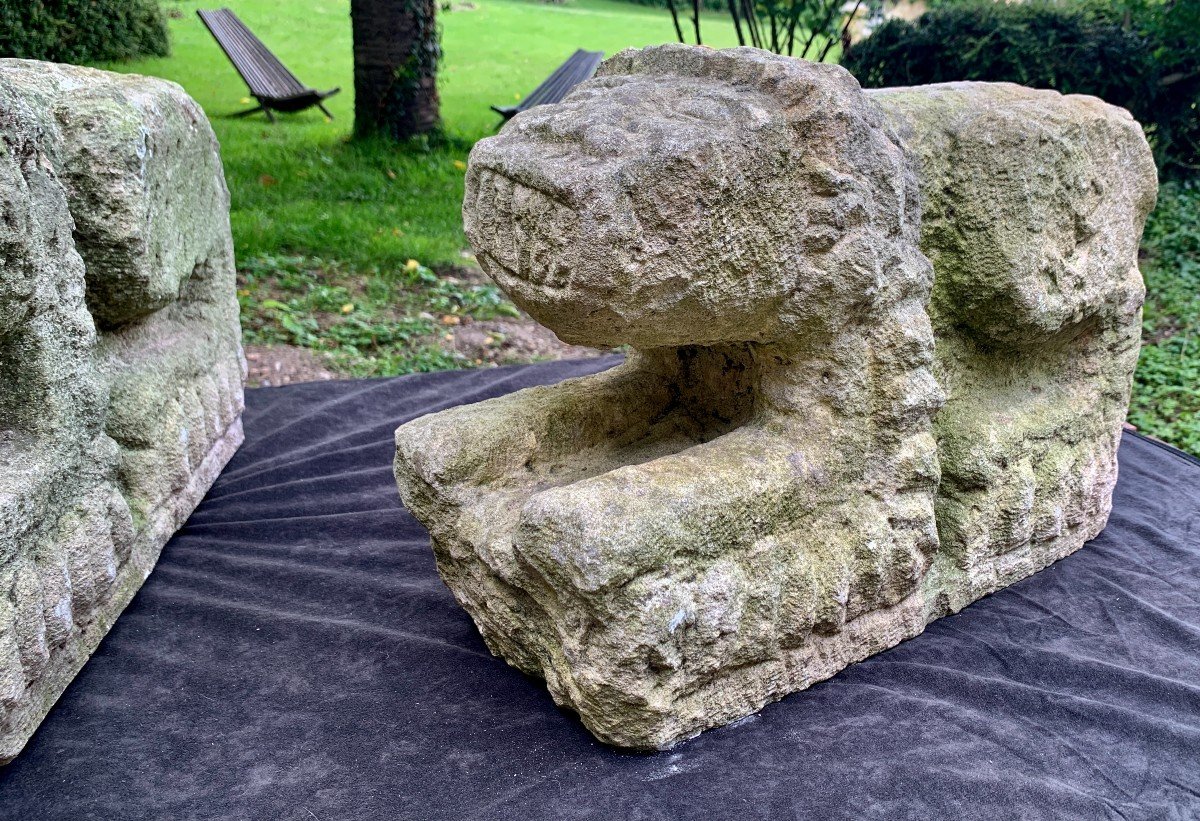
[101,0,742,375]
[104,0,1198,455]
[117,0,741,269]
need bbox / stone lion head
[463,44,928,351]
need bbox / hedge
[0,0,169,64]
[843,0,1199,175]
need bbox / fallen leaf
[386,168,397,180]
[340,303,354,314]
[453,160,467,171]
[441,315,461,325]
[259,174,277,187]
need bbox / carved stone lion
[394,45,1156,749]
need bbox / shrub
[0,0,169,64]
[843,0,1199,175]
[1081,0,1199,178]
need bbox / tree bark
[351,0,440,140]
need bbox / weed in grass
[236,253,518,376]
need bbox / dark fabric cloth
[2,357,1199,821]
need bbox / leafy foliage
[1130,180,1200,456]
[1080,0,1200,177]
[843,0,1199,175]
[0,0,169,63]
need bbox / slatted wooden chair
[492,49,604,122]
[198,8,340,122]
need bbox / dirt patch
[244,313,608,388]
[245,344,338,388]
[442,316,607,366]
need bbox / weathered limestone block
[870,83,1158,617]
[394,46,1156,750]
[0,60,245,763]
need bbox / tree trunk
[351,0,440,140]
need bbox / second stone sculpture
[393,45,1157,750]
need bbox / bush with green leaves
[661,0,850,58]
[1080,0,1199,178]
[843,0,1198,175]
[0,0,169,64]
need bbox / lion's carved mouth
[469,166,579,290]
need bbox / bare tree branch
[666,0,686,43]
[818,0,860,62]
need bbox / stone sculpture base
[2,423,243,761]
[395,355,1120,749]
[0,61,245,763]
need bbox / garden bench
[492,49,604,121]
[197,8,340,122]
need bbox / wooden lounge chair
[197,8,340,122]
[492,49,604,122]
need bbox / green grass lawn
[117,0,742,269]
